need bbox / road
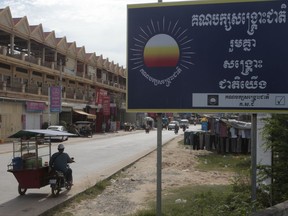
[0,129,182,216]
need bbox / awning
[9,129,77,139]
[62,102,87,109]
[73,110,96,119]
[144,117,154,121]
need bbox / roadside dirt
[58,134,234,216]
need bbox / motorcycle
[182,126,186,132]
[174,127,179,134]
[49,159,75,196]
[80,128,93,137]
[145,125,150,133]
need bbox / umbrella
[144,117,154,121]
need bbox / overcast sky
[0,0,189,68]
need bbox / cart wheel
[65,184,72,190]
[65,181,72,190]
[18,185,27,195]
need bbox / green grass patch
[133,184,252,216]
[178,138,251,173]
[161,185,232,216]
[196,152,251,173]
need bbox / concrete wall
[252,114,288,216]
[252,200,288,216]
[0,101,23,142]
[124,112,137,124]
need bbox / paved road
[0,129,183,216]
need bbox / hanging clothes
[229,127,238,153]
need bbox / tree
[260,114,288,205]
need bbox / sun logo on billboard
[130,17,194,87]
[144,34,179,68]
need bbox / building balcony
[0,46,126,93]
[0,81,86,103]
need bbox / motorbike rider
[49,144,74,185]
[174,124,179,134]
[182,125,187,132]
[145,124,150,133]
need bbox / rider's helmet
[58,144,65,151]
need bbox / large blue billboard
[127,0,288,112]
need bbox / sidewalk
[0,129,142,154]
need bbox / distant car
[179,119,189,129]
[168,121,179,130]
[46,125,69,142]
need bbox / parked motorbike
[80,128,93,138]
[49,159,75,196]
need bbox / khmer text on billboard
[127,0,288,112]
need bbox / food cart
[7,129,75,195]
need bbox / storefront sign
[50,86,62,112]
[102,96,110,116]
[26,101,45,112]
[96,89,108,105]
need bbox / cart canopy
[75,121,92,125]
[9,129,76,139]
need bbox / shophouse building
[0,6,127,142]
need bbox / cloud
[0,0,190,67]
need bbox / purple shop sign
[50,86,62,112]
[26,101,45,112]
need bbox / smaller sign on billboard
[192,93,288,109]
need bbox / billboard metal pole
[251,113,257,209]
[156,113,162,216]
[157,1,162,215]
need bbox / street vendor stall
[7,129,75,195]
